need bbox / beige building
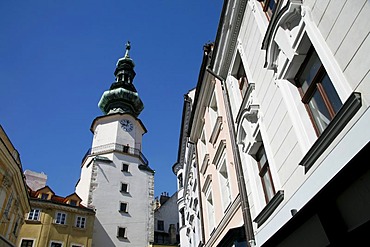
[17,186,95,247]
[0,125,30,247]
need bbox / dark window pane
[321,74,342,113]
[308,90,331,133]
[299,50,322,92]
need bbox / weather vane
[124,41,131,58]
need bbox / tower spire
[98,41,144,117]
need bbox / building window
[233,54,248,96]
[120,202,128,213]
[117,227,127,239]
[50,242,62,247]
[218,155,232,210]
[75,216,86,228]
[69,200,77,206]
[157,220,164,231]
[205,187,215,235]
[122,163,129,172]
[41,193,48,200]
[256,145,275,203]
[180,208,185,227]
[120,183,129,193]
[13,219,19,236]
[178,173,183,189]
[209,92,219,128]
[295,47,342,135]
[55,212,67,225]
[4,193,13,217]
[20,239,34,247]
[261,0,278,19]
[27,209,41,221]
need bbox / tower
[76,42,155,246]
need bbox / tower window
[122,163,129,172]
[120,202,128,213]
[117,227,127,239]
[121,183,129,193]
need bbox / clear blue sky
[0,1,222,198]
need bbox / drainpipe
[206,67,255,246]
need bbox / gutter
[206,67,255,246]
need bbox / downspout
[206,67,255,246]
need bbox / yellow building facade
[0,125,31,247]
[17,186,95,247]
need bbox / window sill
[209,116,223,145]
[254,190,284,227]
[299,92,362,173]
[25,219,41,224]
[53,223,67,227]
[72,226,86,230]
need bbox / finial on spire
[124,41,131,58]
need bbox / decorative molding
[212,140,227,166]
[209,116,223,145]
[202,174,212,193]
[200,154,210,175]
[300,92,362,172]
[253,190,284,227]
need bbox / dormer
[64,193,82,207]
[35,186,55,200]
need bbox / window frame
[119,202,129,213]
[27,209,41,221]
[55,212,67,225]
[295,46,342,136]
[50,241,63,247]
[256,144,276,203]
[260,0,278,19]
[120,183,129,193]
[20,239,34,247]
[122,163,129,173]
[117,227,127,239]
[75,216,86,229]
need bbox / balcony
[81,143,148,166]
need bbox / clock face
[120,119,134,132]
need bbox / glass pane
[299,51,322,92]
[308,90,331,134]
[321,74,342,114]
[262,172,275,201]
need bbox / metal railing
[81,143,148,166]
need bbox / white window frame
[20,238,35,247]
[27,209,41,221]
[55,212,67,225]
[217,153,232,211]
[50,241,63,247]
[208,92,219,129]
[75,216,86,228]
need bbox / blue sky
[0,1,222,198]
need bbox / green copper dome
[98,41,144,116]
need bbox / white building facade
[76,42,155,247]
[173,89,204,247]
[209,0,370,246]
